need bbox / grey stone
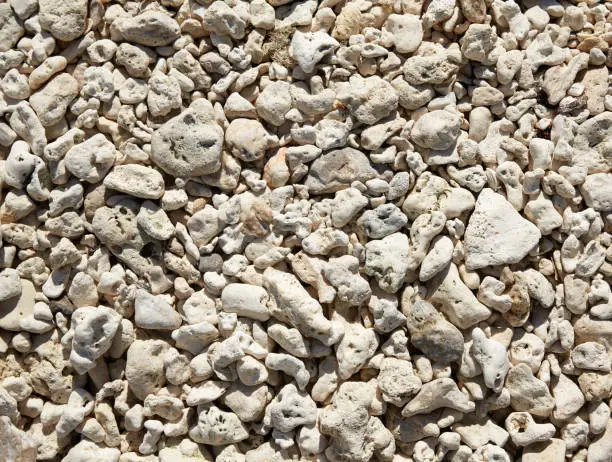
[134,289,182,331]
[39,0,87,41]
[305,147,377,194]
[113,11,180,47]
[0,4,23,52]
[405,300,464,364]
[151,108,223,177]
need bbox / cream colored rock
[189,405,249,446]
[471,328,509,392]
[428,263,492,329]
[522,439,566,462]
[263,267,342,346]
[464,189,541,269]
[402,378,475,417]
[69,306,121,374]
[505,363,555,417]
[505,412,555,447]
[104,165,164,200]
[0,416,37,462]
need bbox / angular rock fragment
[464,189,541,269]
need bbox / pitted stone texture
[189,405,249,445]
[39,0,87,41]
[126,340,169,401]
[335,75,399,125]
[64,134,117,183]
[0,416,37,462]
[290,30,339,73]
[113,11,180,47]
[151,109,224,178]
[70,306,121,374]
[364,233,410,294]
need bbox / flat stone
[62,439,120,462]
[134,289,182,331]
[523,439,566,462]
[405,300,464,364]
[113,11,180,47]
[428,263,492,329]
[305,147,377,194]
[0,279,35,331]
[103,164,165,199]
[464,188,541,269]
[506,363,555,417]
[29,73,79,127]
[0,416,38,462]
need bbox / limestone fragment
[464,189,541,269]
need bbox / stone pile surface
[0,0,611,461]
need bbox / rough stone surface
[464,189,542,269]
[0,2,608,461]
[39,0,87,41]
[151,108,224,178]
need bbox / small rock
[70,306,122,374]
[0,416,38,461]
[0,279,35,331]
[113,11,180,47]
[404,300,464,364]
[29,74,79,127]
[580,173,611,212]
[0,269,21,302]
[126,340,169,401]
[383,14,423,54]
[464,189,541,269]
[290,30,339,73]
[151,107,224,177]
[104,165,165,199]
[134,289,182,331]
[39,0,87,41]
[0,4,23,52]
[411,110,462,150]
[305,147,377,194]
[64,134,117,183]
[505,363,555,417]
